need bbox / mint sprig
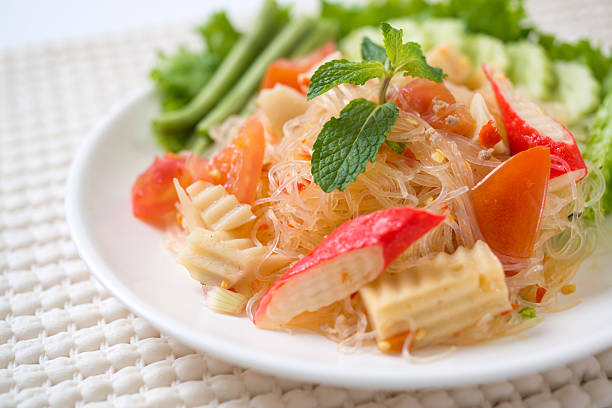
[306,60,385,100]
[381,24,444,82]
[361,37,387,63]
[312,99,399,192]
[308,23,446,192]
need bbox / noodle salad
[131,0,611,354]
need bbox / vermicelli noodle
[237,76,603,347]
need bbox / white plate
[66,86,612,390]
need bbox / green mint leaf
[311,98,399,192]
[385,140,405,154]
[396,41,446,83]
[307,60,385,100]
[518,306,536,319]
[361,37,387,63]
[380,23,446,83]
[381,23,405,67]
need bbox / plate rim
[65,85,612,390]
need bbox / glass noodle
[186,75,603,350]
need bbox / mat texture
[1,1,612,407]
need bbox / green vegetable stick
[292,19,339,57]
[154,0,283,133]
[192,17,314,152]
[584,94,612,214]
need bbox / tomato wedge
[131,152,208,219]
[260,42,336,92]
[471,146,550,261]
[131,116,264,220]
[395,78,475,137]
[208,116,265,204]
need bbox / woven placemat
[1,2,612,407]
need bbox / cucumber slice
[420,18,466,51]
[339,26,382,61]
[506,41,555,101]
[464,34,509,72]
[553,61,600,123]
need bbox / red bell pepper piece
[479,120,502,148]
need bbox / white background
[2,0,611,51]
[0,0,322,50]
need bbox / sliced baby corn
[186,180,255,231]
[360,240,510,349]
[178,228,290,286]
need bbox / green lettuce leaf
[537,33,612,86]
[437,0,531,42]
[151,10,242,114]
[150,47,219,112]
[320,0,430,38]
[585,94,612,214]
[197,11,241,58]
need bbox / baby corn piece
[360,241,510,350]
[187,181,255,231]
[178,228,290,286]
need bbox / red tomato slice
[299,42,336,68]
[260,60,304,91]
[260,42,336,92]
[471,146,550,262]
[208,116,265,204]
[395,78,475,137]
[396,78,455,113]
[131,117,264,220]
[131,153,208,219]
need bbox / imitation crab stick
[253,207,445,330]
[482,64,587,183]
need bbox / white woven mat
[1,2,612,407]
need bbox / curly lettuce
[150,11,241,114]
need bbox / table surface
[1,1,612,407]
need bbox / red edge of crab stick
[253,207,445,330]
[482,63,587,183]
